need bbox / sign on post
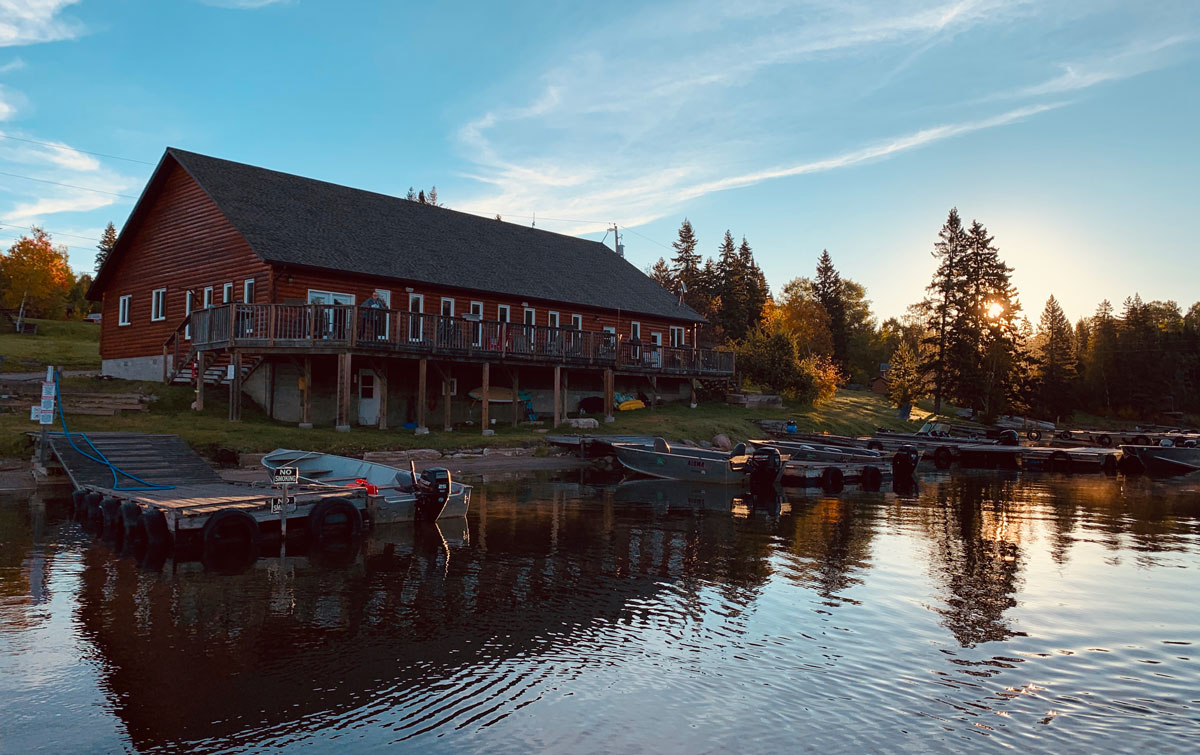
[271,466,299,486]
[41,381,56,399]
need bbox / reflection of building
[73,485,782,749]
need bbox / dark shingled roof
[160,148,704,323]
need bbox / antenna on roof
[531,212,536,228]
[610,224,623,257]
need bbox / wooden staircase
[169,352,263,387]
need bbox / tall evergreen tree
[813,249,847,366]
[94,221,118,275]
[738,236,769,336]
[670,219,701,292]
[1034,295,1077,419]
[922,208,967,414]
[713,230,746,339]
[648,257,674,290]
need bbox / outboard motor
[745,446,783,489]
[892,444,920,481]
[414,467,453,522]
[998,429,1019,446]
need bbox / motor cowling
[414,467,452,522]
[746,446,783,488]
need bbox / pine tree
[922,208,967,414]
[887,339,924,408]
[1034,295,1077,419]
[670,219,701,296]
[648,257,674,290]
[406,187,417,201]
[813,250,847,366]
[427,186,439,206]
[738,236,769,336]
[94,221,118,275]
[713,230,745,338]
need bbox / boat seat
[653,437,671,453]
[730,442,747,457]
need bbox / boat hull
[613,444,746,484]
[262,449,472,522]
[1120,445,1200,475]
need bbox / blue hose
[53,370,175,491]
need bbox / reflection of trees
[921,475,1025,647]
[779,498,879,605]
[0,496,63,634]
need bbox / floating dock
[47,433,368,558]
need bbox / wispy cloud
[453,0,1198,239]
[194,0,293,9]
[0,56,25,73]
[0,0,85,47]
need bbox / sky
[1,0,1197,324]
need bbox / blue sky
[1,0,1197,322]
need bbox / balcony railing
[170,303,735,376]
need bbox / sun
[986,301,1005,319]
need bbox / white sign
[38,409,54,425]
[270,496,297,513]
[41,381,55,399]
[30,405,39,421]
[271,466,299,485]
[40,398,55,411]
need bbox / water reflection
[0,473,1198,753]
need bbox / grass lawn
[0,375,929,460]
[0,319,100,373]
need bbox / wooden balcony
[167,303,735,378]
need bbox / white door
[357,369,380,425]
[408,293,424,341]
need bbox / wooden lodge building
[88,148,734,431]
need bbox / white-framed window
[150,288,167,321]
[548,311,560,328]
[243,278,255,303]
[670,326,685,347]
[603,326,616,335]
[222,282,233,304]
[469,301,484,346]
[497,304,510,323]
[523,308,536,326]
[440,297,455,318]
[203,286,213,309]
[184,290,194,339]
[571,314,583,330]
[444,377,458,396]
[651,332,662,346]
[118,295,131,326]
[631,321,641,340]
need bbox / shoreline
[0,453,593,496]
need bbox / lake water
[2,471,1198,753]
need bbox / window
[603,326,616,334]
[497,305,510,323]
[523,308,536,326]
[440,297,455,318]
[150,288,167,321]
[571,314,583,330]
[184,290,194,339]
[243,278,255,303]
[222,282,233,304]
[118,295,131,326]
[203,287,213,309]
[444,378,458,397]
[631,321,641,340]
[670,326,685,347]
[548,311,560,328]
[650,332,662,346]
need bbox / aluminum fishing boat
[1119,444,1200,475]
[612,438,784,485]
[748,439,885,463]
[262,449,471,522]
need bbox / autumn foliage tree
[0,228,75,318]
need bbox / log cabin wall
[98,163,271,360]
[273,268,698,345]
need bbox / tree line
[0,225,111,320]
